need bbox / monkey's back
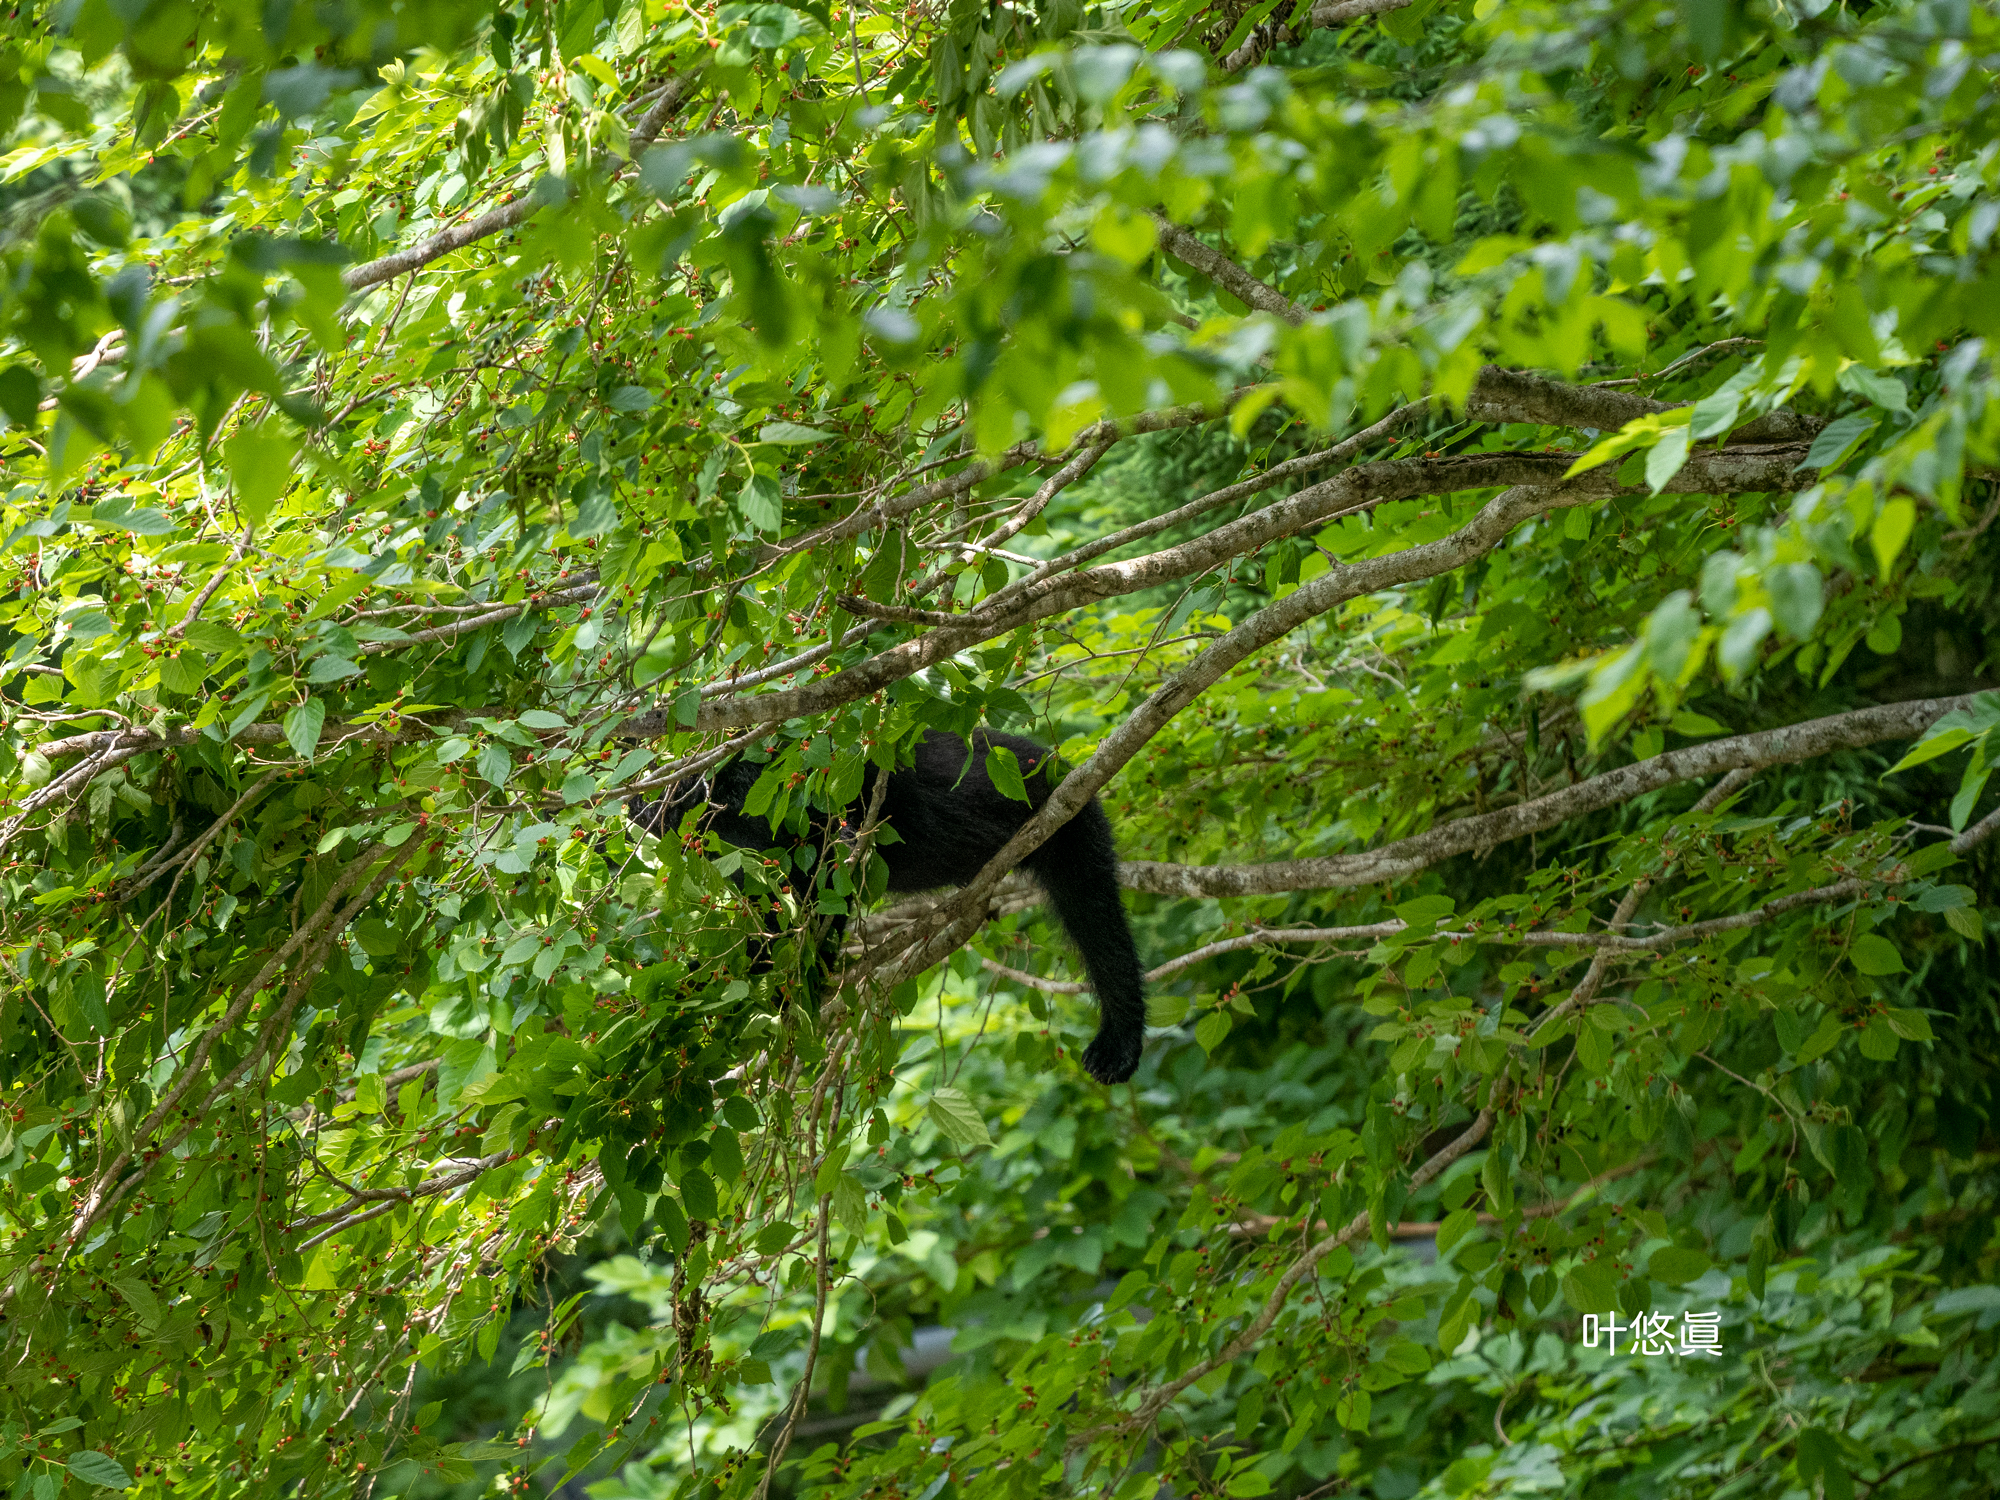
[873,728,1061,893]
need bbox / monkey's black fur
[627,728,1148,1084]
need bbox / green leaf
[1859,1016,1899,1061]
[1952,757,1992,831]
[985,744,1030,803]
[1392,894,1456,925]
[1647,1246,1711,1284]
[808,1160,848,1208]
[1435,1207,1478,1257]
[757,422,834,444]
[184,620,245,655]
[112,1275,160,1327]
[1562,410,1687,478]
[735,3,811,47]
[0,364,40,427]
[1748,1230,1772,1300]
[1105,1269,1150,1313]
[1644,426,1691,494]
[831,1172,867,1230]
[1333,1387,1371,1431]
[223,423,298,527]
[1803,413,1878,472]
[1871,496,1916,578]
[1886,724,1976,775]
[1795,1425,1853,1500]
[1840,365,1908,411]
[655,1194,688,1255]
[1945,904,1984,940]
[226,692,271,739]
[1688,387,1742,439]
[1670,710,1728,737]
[459,1440,526,1461]
[1642,591,1700,680]
[65,1453,130,1491]
[89,501,174,535]
[681,1168,718,1220]
[306,654,361,683]
[1561,1256,1619,1313]
[159,650,206,695]
[1436,1301,1473,1358]
[1848,933,1904,975]
[1796,1010,1845,1063]
[1195,1010,1232,1054]
[1765,563,1823,640]
[1382,1338,1431,1374]
[284,698,326,760]
[1913,884,1973,913]
[738,473,783,531]
[926,1087,991,1149]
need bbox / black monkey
[627,728,1148,1084]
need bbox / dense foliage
[5,0,2000,1496]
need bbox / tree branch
[1152,216,1310,323]
[1462,364,1821,444]
[359,582,600,654]
[66,840,407,1246]
[664,442,1813,734]
[1313,0,1414,23]
[1086,1105,1494,1442]
[340,67,706,294]
[291,1150,515,1250]
[342,195,545,294]
[1122,696,1978,898]
[758,395,1238,568]
[981,921,1407,993]
[1231,1153,1651,1238]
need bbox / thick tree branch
[1463,364,1821,445]
[628,68,709,155]
[1153,217,1311,323]
[1121,696,1977,898]
[1314,0,1414,22]
[1219,0,1418,72]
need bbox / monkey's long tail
[1026,801,1148,1084]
